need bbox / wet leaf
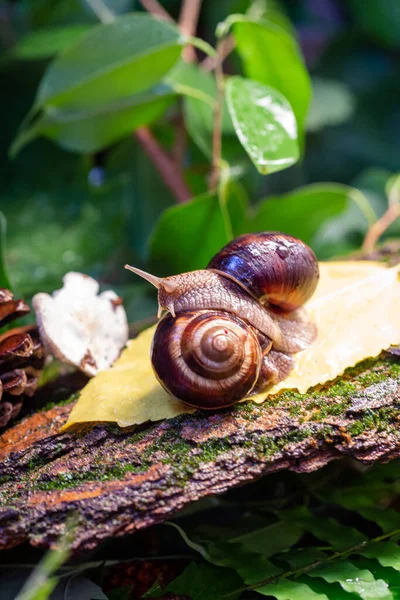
[64,261,400,429]
[257,579,330,600]
[233,18,311,143]
[226,76,299,175]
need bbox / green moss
[34,458,152,492]
[39,392,80,412]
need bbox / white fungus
[33,272,129,377]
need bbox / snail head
[124,265,181,318]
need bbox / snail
[125,232,319,410]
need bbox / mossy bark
[0,354,399,553]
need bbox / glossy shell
[151,310,262,409]
[208,232,319,313]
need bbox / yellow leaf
[63,261,400,429]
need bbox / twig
[362,182,400,253]
[179,0,203,62]
[209,39,225,192]
[138,0,174,22]
[362,205,400,253]
[84,0,114,23]
[201,35,236,72]
[135,128,191,204]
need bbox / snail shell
[151,310,263,409]
[125,232,319,410]
[208,232,319,313]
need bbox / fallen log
[0,352,400,553]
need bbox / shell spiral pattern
[151,310,263,409]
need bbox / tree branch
[135,128,191,204]
[362,182,400,252]
[138,0,174,22]
[179,0,203,62]
[362,205,400,253]
[201,35,236,72]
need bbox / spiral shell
[208,232,319,313]
[151,310,262,409]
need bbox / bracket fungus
[33,272,128,377]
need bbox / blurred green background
[1,0,399,323]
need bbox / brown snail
[125,232,319,410]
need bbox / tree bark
[1,351,400,553]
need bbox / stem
[139,0,174,22]
[84,0,114,23]
[362,204,400,253]
[135,128,191,204]
[201,35,236,72]
[218,164,233,241]
[179,0,203,62]
[209,39,225,192]
[362,181,400,253]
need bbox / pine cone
[0,288,45,428]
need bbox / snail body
[126,232,319,410]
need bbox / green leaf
[164,562,242,600]
[356,507,400,534]
[232,18,311,142]
[351,558,400,600]
[277,548,327,569]
[297,575,368,600]
[246,183,349,250]
[226,181,249,236]
[281,507,367,551]
[12,87,175,155]
[106,587,132,600]
[0,212,12,290]
[234,552,282,585]
[361,541,400,571]
[13,25,91,60]
[307,78,355,133]
[257,578,329,600]
[229,520,304,558]
[33,13,183,111]
[166,522,214,562]
[167,522,282,582]
[226,76,299,175]
[149,192,231,275]
[166,61,235,158]
[308,561,393,600]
